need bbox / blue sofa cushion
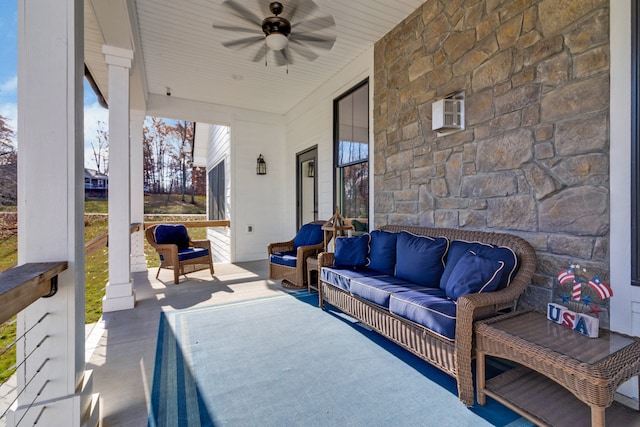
[368,230,397,275]
[160,247,210,262]
[444,251,504,301]
[293,223,324,249]
[389,289,457,341]
[177,247,210,262]
[321,267,382,292]
[334,234,370,268]
[439,240,518,291]
[395,231,449,287]
[269,251,297,268]
[350,276,438,308]
[155,224,190,250]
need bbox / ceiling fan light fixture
[266,32,288,50]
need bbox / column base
[131,231,148,273]
[102,293,135,312]
[103,281,135,312]
[131,257,147,273]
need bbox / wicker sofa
[317,225,537,406]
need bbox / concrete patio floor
[86,260,298,427]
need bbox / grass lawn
[0,193,207,382]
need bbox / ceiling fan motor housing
[262,2,291,37]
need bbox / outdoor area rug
[148,291,532,427]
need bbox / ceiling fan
[212,0,336,67]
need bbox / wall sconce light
[307,161,315,178]
[256,154,267,175]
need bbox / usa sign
[547,303,599,338]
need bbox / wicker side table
[475,311,640,427]
[306,256,319,294]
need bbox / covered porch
[9,0,640,425]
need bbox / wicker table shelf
[475,311,640,427]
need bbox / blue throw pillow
[334,234,370,268]
[444,251,504,301]
[155,224,190,250]
[368,230,397,275]
[395,231,448,287]
[440,240,518,291]
[293,223,324,249]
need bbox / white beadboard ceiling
[85,0,425,116]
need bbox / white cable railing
[0,263,66,426]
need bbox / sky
[0,1,109,169]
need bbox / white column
[130,110,147,272]
[11,1,98,426]
[102,45,136,312]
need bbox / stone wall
[373,0,610,315]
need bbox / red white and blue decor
[548,264,614,338]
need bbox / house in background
[83,168,108,198]
[10,1,640,425]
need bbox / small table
[306,256,319,294]
[475,311,640,427]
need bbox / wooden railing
[142,220,230,229]
[0,220,229,324]
[83,220,230,255]
[84,223,142,256]
[0,262,67,325]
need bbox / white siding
[284,47,375,237]
[207,124,231,263]
[610,0,640,400]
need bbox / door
[297,146,318,229]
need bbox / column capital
[102,45,133,69]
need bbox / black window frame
[208,160,225,221]
[333,78,370,222]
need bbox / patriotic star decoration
[557,264,613,318]
[589,304,604,317]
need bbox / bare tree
[90,120,109,174]
[171,121,194,202]
[143,117,172,193]
[0,114,16,165]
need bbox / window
[334,80,369,222]
[209,160,225,220]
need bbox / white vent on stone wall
[432,92,465,137]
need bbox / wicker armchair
[145,224,214,284]
[268,221,326,288]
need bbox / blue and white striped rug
[148,291,531,426]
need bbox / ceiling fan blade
[289,40,319,62]
[292,15,335,32]
[290,33,336,50]
[252,44,268,63]
[273,46,293,67]
[222,36,264,50]
[221,0,262,27]
[274,49,289,67]
[288,0,318,23]
[212,23,259,34]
